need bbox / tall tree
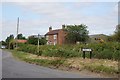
[5,34,14,49]
[17,34,26,39]
[64,24,89,43]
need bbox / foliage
[27,37,38,45]
[17,42,120,60]
[0,41,7,46]
[12,50,65,67]
[27,37,47,45]
[17,34,26,39]
[114,24,120,42]
[84,64,118,74]
[107,24,120,42]
[11,50,118,75]
[5,34,14,49]
[64,24,89,43]
[39,38,47,45]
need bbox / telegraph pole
[16,17,19,49]
[37,34,40,53]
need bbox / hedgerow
[17,42,120,60]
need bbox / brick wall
[46,29,67,45]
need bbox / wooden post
[90,51,92,59]
[82,48,92,59]
[83,51,85,59]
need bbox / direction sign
[82,49,92,52]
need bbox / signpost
[82,48,92,59]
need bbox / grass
[11,50,65,68]
[10,50,119,76]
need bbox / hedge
[17,42,120,60]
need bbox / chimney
[62,24,65,29]
[49,26,52,32]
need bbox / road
[2,50,99,78]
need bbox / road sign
[82,49,92,52]
[81,48,92,59]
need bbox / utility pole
[16,17,19,49]
[37,34,40,53]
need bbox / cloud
[2,2,118,40]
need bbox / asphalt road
[2,50,99,78]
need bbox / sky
[1,0,119,41]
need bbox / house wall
[46,30,67,45]
[47,34,58,45]
[58,30,66,45]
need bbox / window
[46,35,49,40]
[54,35,57,40]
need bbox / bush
[17,42,120,60]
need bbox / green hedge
[17,42,120,60]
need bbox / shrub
[17,42,120,60]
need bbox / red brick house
[45,26,67,45]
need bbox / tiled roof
[17,40,27,43]
[45,29,62,35]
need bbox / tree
[107,24,120,42]
[27,37,38,45]
[39,38,47,45]
[17,34,26,39]
[27,36,47,45]
[1,41,7,45]
[5,34,14,49]
[64,24,89,43]
[114,24,120,42]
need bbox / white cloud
[1,2,118,40]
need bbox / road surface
[2,50,99,78]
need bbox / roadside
[10,50,119,78]
[2,50,105,78]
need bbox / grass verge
[10,50,119,77]
[11,50,65,68]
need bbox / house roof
[28,35,44,38]
[89,34,108,38]
[45,29,62,35]
[17,40,27,43]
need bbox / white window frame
[54,34,57,40]
[46,35,49,40]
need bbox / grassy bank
[11,50,119,77]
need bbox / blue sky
[1,2,118,41]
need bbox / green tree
[108,24,120,42]
[1,41,7,45]
[28,37,38,45]
[27,37,47,45]
[17,34,26,39]
[64,24,89,43]
[5,34,14,49]
[114,24,120,42]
